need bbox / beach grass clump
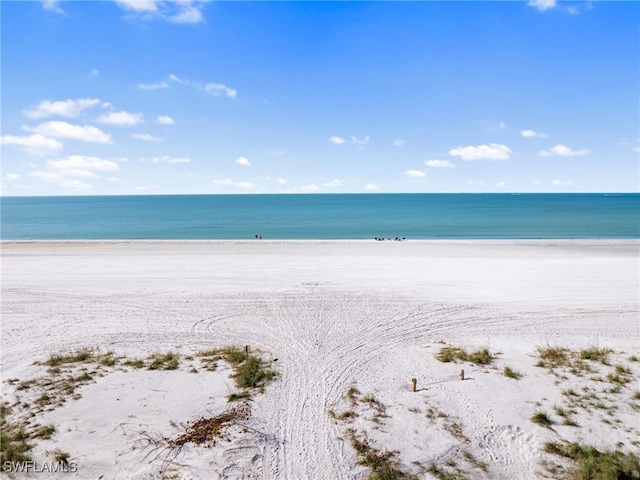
[531,411,553,429]
[579,346,613,365]
[147,351,180,370]
[543,441,640,480]
[35,424,56,440]
[219,346,249,365]
[503,366,523,379]
[234,356,276,389]
[535,345,572,369]
[123,358,145,369]
[436,346,495,365]
[348,430,418,480]
[0,403,32,464]
[196,349,221,371]
[606,364,632,386]
[42,348,95,367]
[52,449,71,465]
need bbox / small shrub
[52,449,70,464]
[124,358,145,369]
[531,411,553,428]
[147,352,180,370]
[227,391,251,402]
[436,346,494,365]
[544,441,640,480]
[36,424,56,439]
[436,346,466,363]
[535,345,571,369]
[503,366,523,379]
[346,385,361,403]
[220,347,248,365]
[579,346,612,364]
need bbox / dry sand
[1,240,639,479]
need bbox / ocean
[1,193,638,240]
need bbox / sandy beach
[1,240,638,479]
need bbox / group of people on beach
[374,237,406,241]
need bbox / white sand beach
[1,240,639,479]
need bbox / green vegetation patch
[503,366,523,380]
[544,441,640,480]
[348,430,418,480]
[436,346,495,365]
[0,403,32,465]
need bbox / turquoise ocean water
[1,194,638,240]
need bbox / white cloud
[552,180,573,186]
[329,136,346,145]
[41,1,64,14]
[132,133,164,142]
[61,179,93,191]
[157,115,175,125]
[496,181,506,187]
[97,111,144,126]
[235,156,251,167]
[90,69,100,77]
[632,146,640,153]
[138,81,169,90]
[169,74,187,84]
[351,136,370,145]
[533,180,541,185]
[169,3,204,24]
[25,121,112,144]
[449,143,512,161]
[0,134,63,155]
[300,184,321,193]
[405,170,426,177]
[204,83,237,99]
[48,155,120,173]
[425,159,454,168]
[30,173,94,191]
[23,98,101,119]
[214,178,233,185]
[277,178,287,184]
[271,148,285,156]
[364,184,379,191]
[115,0,158,12]
[115,0,206,23]
[528,0,557,10]
[323,179,343,187]
[539,144,591,157]
[152,156,191,164]
[6,173,21,181]
[393,140,405,147]
[236,181,255,189]
[520,129,548,138]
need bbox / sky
[1,0,639,195]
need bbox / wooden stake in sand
[459,369,465,381]
[411,378,417,392]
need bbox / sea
[1,193,638,240]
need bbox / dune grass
[503,366,523,379]
[544,441,640,480]
[436,346,495,365]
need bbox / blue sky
[1,0,638,195]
